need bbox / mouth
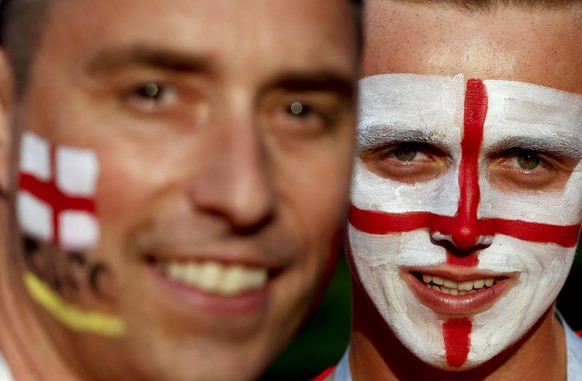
[418,273,499,296]
[408,271,511,315]
[149,257,271,297]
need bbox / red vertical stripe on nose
[447,79,488,252]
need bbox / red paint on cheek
[443,318,472,367]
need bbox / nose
[430,207,494,252]
[430,167,494,252]
[430,77,496,253]
[186,115,276,233]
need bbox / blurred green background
[259,245,582,381]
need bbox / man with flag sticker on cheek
[313,1,582,381]
[0,0,362,380]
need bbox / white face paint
[349,73,582,369]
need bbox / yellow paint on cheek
[23,271,126,338]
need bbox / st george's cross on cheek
[349,73,582,370]
[17,131,99,251]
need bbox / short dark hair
[0,0,52,96]
[0,0,364,97]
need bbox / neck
[0,202,79,381]
[348,278,566,381]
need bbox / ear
[0,48,13,199]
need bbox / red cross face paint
[18,132,99,250]
[350,74,582,369]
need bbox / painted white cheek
[348,163,461,367]
[477,160,582,225]
[351,158,461,217]
[472,160,580,364]
[348,225,447,365]
[469,238,575,365]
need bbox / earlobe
[0,48,13,199]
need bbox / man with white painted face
[314,1,582,380]
[0,0,361,380]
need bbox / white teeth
[421,274,499,293]
[163,261,268,296]
[474,279,485,289]
[432,276,444,285]
[458,281,474,291]
[199,262,222,290]
[443,279,457,289]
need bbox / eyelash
[496,149,554,172]
[371,142,441,161]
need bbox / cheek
[351,157,461,216]
[283,150,353,237]
[479,162,582,226]
[93,138,186,236]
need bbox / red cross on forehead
[19,145,96,247]
[350,78,581,262]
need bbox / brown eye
[394,145,419,161]
[516,153,541,170]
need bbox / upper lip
[142,245,289,274]
[404,266,516,315]
[406,266,513,283]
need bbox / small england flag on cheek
[17,132,99,251]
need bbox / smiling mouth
[153,260,269,297]
[417,273,501,296]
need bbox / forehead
[31,0,357,82]
[358,74,582,152]
[362,1,582,93]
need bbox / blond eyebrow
[486,135,582,158]
[357,126,449,151]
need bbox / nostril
[430,212,496,252]
[451,226,480,251]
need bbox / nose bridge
[186,101,275,229]
[431,79,493,251]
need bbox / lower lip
[148,263,269,316]
[406,273,511,315]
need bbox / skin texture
[338,1,582,381]
[0,0,358,380]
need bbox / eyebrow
[86,46,213,76]
[357,126,449,151]
[262,72,356,100]
[85,46,356,99]
[486,135,582,158]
